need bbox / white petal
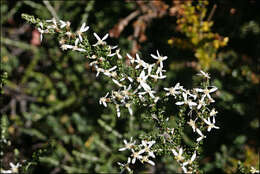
[210,87,218,93]
[93,33,101,41]
[172,149,178,156]
[147,160,155,166]
[175,102,184,105]
[151,54,158,59]
[102,33,109,40]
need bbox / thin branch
[43,1,59,21]
[109,10,140,38]
[207,4,217,21]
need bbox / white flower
[195,86,217,102]
[73,38,87,52]
[187,119,197,132]
[108,45,118,50]
[150,74,166,81]
[186,90,197,100]
[137,70,153,95]
[112,79,123,87]
[131,149,145,164]
[60,44,72,50]
[0,169,12,174]
[46,18,58,29]
[116,49,123,59]
[121,85,132,99]
[183,151,196,166]
[147,63,155,76]
[210,108,218,117]
[103,66,117,77]
[95,66,105,77]
[93,33,109,46]
[126,53,135,64]
[60,38,86,52]
[151,50,167,68]
[197,97,206,110]
[125,103,133,115]
[65,31,73,37]
[37,22,48,42]
[164,83,182,97]
[138,90,156,99]
[117,157,132,173]
[112,91,124,101]
[250,167,260,174]
[140,155,155,166]
[196,128,206,142]
[156,66,166,77]
[197,70,210,79]
[59,20,70,28]
[203,116,220,132]
[108,49,122,59]
[1,162,21,173]
[176,92,197,109]
[99,92,109,107]
[141,140,156,158]
[172,148,184,162]
[134,53,148,69]
[59,20,66,28]
[119,137,136,151]
[77,22,89,42]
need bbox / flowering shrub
[1,1,259,173]
[19,14,223,173]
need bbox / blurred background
[0,0,259,173]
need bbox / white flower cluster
[172,147,196,173]
[1,162,21,173]
[157,71,219,173]
[97,49,168,117]
[167,71,219,143]
[34,18,220,173]
[118,137,156,170]
[37,18,169,118]
[251,167,260,174]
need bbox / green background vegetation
[1,1,259,173]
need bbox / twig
[1,37,37,51]
[109,10,140,38]
[43,1,59,21]
[10,98,16,116]
[207,4,217,21]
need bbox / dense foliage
[1,1,259,173]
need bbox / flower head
[119,137,136,151]
[93,33,109,46]
[176,92,197,109]
[77,22,89,42]
[172,148,184,162]
[195,86,217,103]
[1,162,21,173]
[164,83,182,97]
[99,92,110,107]
[131,149,145,164]
[196,128,206,142]
[151,50,167,68]
[197,70,210,79]
[203,116,220,132]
